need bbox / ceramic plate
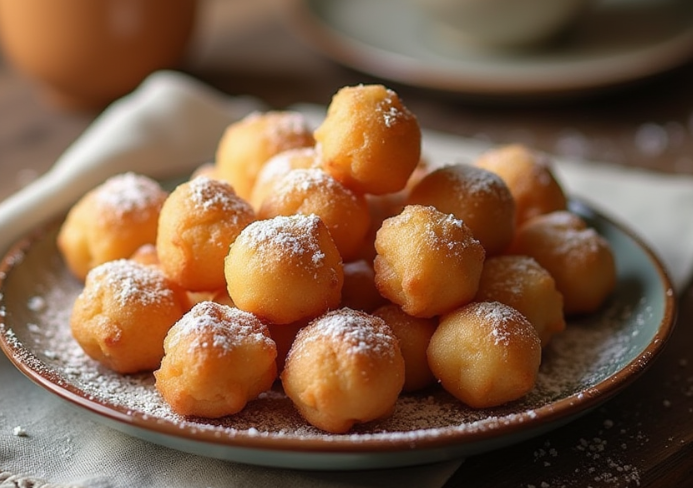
[288,0,693,98]
[0,197,676,470]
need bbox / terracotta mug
[0,0,198,110]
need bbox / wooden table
[2,1,693,486]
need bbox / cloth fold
[1,71,693,488]
[0,71,262,258]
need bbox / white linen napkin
[0,71,261,259]
[1,70,693,488]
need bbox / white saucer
[289,0,693,98]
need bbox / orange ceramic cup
[0,0,197,110]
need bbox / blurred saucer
[289,0,693,99]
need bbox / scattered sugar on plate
[27,296,46,312]
[4,261,656,443]
[0,220,666,457]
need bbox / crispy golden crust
[374,204,485,318]
[476,255,565,347]
[373,303,437,392]
[57,173,167,280]
[156,176,255,292]
[70,259,189,374]
[155,301,277,418]
[407,163,516,256]
[225,214,343,325]
[475,144,567,227]
[258,168,371,261]
[215,111,315,201]
[281,308,404,433]
[509,211,617,315]
[315,84,421,195]
[427,301,541,408]
[250,147,319,211]
[340,259,387,313]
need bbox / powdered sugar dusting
[438,164,512,204]
[242,111,313,149]
[0,221,668,448]
[555,227,607,256]
[274,168,357,204]
[471,301,532,346]
[94,172,166,221]
[81,259,175,308]
[236,214,326,270]
[168,301,272,355]
[289,308,399,361]
[479,255,542,299]
[376,87,411,129]
[187,176,251,216]
[254,147,319,189]
[539,210,584,230]
[398,205,479,258]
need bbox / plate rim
[0,199,677,463]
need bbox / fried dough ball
[130,243,160,267]
[314,84,421,195]
[57,172,167,281]
[185,289,219,308]
[427,301,541,409]
[215,111,315,201]
[156,176,255,292]
[509,211,617,315]
[249,147,319,210]
[407,164,516,256]
[340,259,387,312]
[476,255,565,347]
[267,320,307,373]
[357,159,433,262]
[185,287,238,314]
[210,288,235,307]
[154,301,277,418]
[131,243,227,308]
[364,158,432,220]
[71,259,189,374]
[190,161,218,180]
[373,303,437,392]
[225,214,344,325]
[258,168,371,261]
[475,144,567,226]
[281,308,405,433]
[374,205,485,318]
[365,158,432,226]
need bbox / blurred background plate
[288,0,693,100]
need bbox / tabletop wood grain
[1,1,692,486]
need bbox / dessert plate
[288,0,693,98]
[0,199,676,470]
